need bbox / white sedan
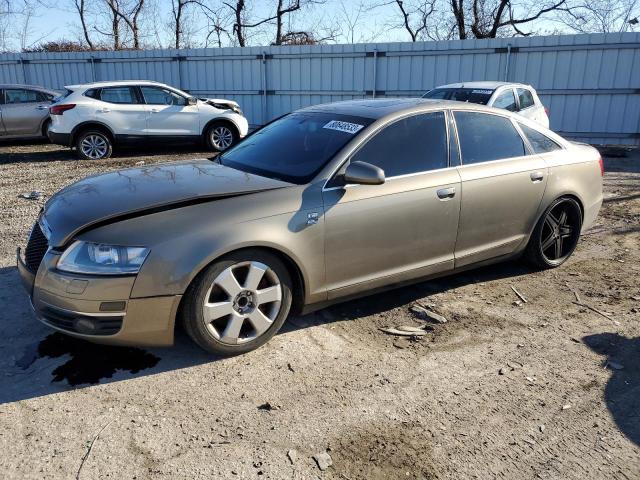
[48,80,249,160]
[423,81,549,128]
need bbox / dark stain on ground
[34,333,160,386]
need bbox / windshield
[219,112,374,184]
[423,88,494,105]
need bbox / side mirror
[187,96,197,106]
[343,161,385,185]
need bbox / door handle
[437,187,456,200]
[36,105,48,110]
[530,171,544,182]
[100,108,110,113]
[150,108,160,113]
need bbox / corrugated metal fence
[1,33,638,144]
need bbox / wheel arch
[201,117,240,139]
[176,244,308,331]
[71,121,115,145]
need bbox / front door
[452,110,548,267]
[140,86,200,136]
[322,111,461,299]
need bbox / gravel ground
[0,141,639,480]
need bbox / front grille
[24,222,49,273]
[41,305,124,336]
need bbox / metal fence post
[372,49,378,98]
[261,51,268,125]
[504,44,512,82]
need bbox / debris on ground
[562,404,572,410]
[539,425,546,433]
[17,191,42,200]
[410,304,448,323]
[135,160,145,165]
[313,451,333,471]
[257,402,280,411]
[510,285,528,303]
[287,449,298,464]
[499,367,507,375]
[379,327,428,337]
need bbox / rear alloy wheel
[76,130,112,160]
[206,122,237,152]
[525,197,582,268]
[182,250,293,355]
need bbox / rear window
[518,123,562,153]
[454,111,526,164]
[517,88,535,109]
[220,112,374,184]
[98,87,138,104]
[423,88,494,105]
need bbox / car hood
[43,159,291,247]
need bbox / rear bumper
[18,248,181,347]
[47,130,72,146]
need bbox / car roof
[299,98,504,120]
[0,83,59,93]
[432,81,531,90]
[64,80,170,90]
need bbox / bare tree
[170,0,200,48]
[560,0,639,33]
[73,0,95,48]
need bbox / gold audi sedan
[18,99,603,355]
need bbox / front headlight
[57,241,150,275]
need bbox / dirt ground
[0,141,638,480]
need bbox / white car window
[100,87,137,104]
[492,90,518,112]
[517,88,535,109]
[141,87,186,106]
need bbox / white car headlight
[57,241,150,275]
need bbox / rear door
[452,110,548,267]
[322,111,461,298]
[94,86,147,136]
[140,86,200,136]
[1,88,50,136]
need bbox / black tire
[42,119,51,139]
[75,130,113,160]
[205,121,237,152]
[182,249,293,356]
[524,197,582,269]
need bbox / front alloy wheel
[206,122,237,152]
[525,197,582,268]
[182,250,293,355]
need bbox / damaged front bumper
[17,247,181,347]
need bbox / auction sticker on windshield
[323,120,365,134]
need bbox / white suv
[48,80,249,160]
[423,81,549,128]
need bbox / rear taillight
[544,106,549,117]
[50,104,76,115]
[598,156,604,176]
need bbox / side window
[85,89,101,99]
[99,87,137,104]
[351,111,448,177]
[4,89,39,104]
[36,91,54,102]
[492,90,518,112]
[518,123,562,153]
[454,111,526,164]
[423,89,449,100]
[517,88,535,109]
[140,86,186,106]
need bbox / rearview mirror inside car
[343,161,385,185]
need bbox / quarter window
[141,86,186,106]
[492,90,518,112]
[99,87,138,104]
[4,89,39,104]
[454,111,526,164]
[351,112,448,177]
[517,88,535,109]
[518,123,562,153]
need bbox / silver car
[0,84,59,140]
[18,99,603,356]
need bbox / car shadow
[0,139,214,165]
[582,333,640,448]
[0,260,531,405]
